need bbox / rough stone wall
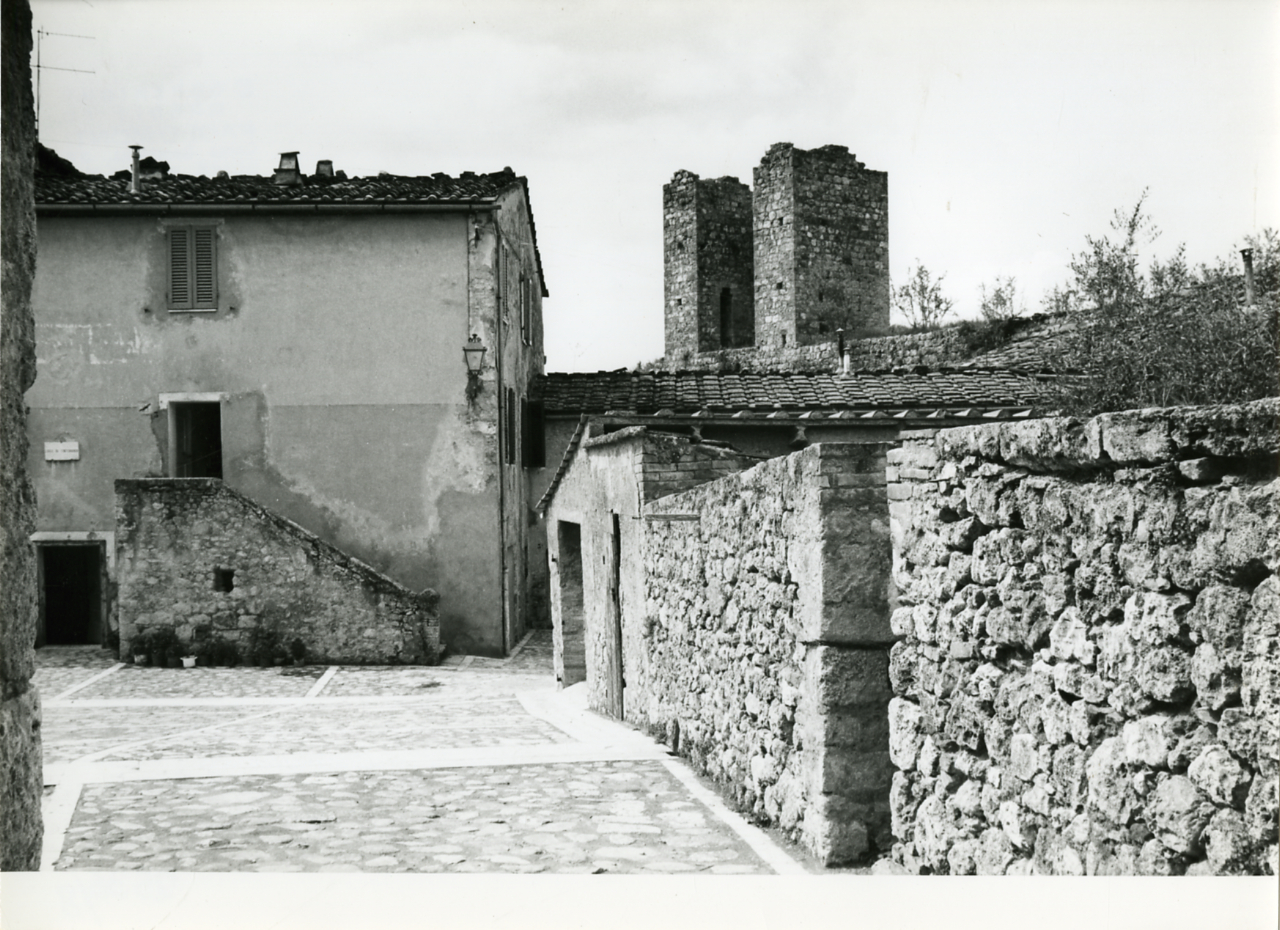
[637,434,763,502]
[884,399,1279,875]
[663,171,754,362]
[753,143,889,349]
[1,0,44,871]
[639,443,895,864]
[116,479,441,664]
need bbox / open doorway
[170,401,222,478]
[556,521,586,687]
[37,543,104,646]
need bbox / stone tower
[663,170,755,363]
[753,143,889,348]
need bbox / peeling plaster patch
[421,407,489,539]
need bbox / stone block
[1188,743,1251,807]
[804,645,891,710]
[1149,775,1214,855]
[1099,410,1175,465]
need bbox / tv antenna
[35,26,96,140]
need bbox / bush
[1049,195,1278,414]
[893,263,953,330]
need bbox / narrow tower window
[719,288,733,349]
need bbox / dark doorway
[604,513,625,719]
[556,521,586,687]
[172,401,222,478]
[38,544,103,646]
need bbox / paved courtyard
[37,631,806,875]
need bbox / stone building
[29,150,548,658]
[535,367,1052,863]
[663,142,890,367]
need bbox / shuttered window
[504,387,518,465]
[522,398,545,468]
[168,226,218,310]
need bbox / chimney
[315,159,334,178]
[129,145,142,194]
[1242,248,1256,307]
[837,328,849,376]
[273,151,301,186]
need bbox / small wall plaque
[45,441,80,462]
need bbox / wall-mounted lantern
[463,334,487,405]
[463,334,487,373]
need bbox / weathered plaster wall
[28,209,514,654]
[639,443,896,864]
[1,0,44,870]
[885,400,1279,875]
[116,479,440,664]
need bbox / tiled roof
[35,169,522,207]
[537,369,1052,416]
[35,163,549,296]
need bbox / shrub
[893,263,953,330]
[1049,194,1278,414]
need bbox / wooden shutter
[505,388,517,465]
[168,227,192,309]
[193,227,217,308]
[522,399,545,468]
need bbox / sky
[29,0,1280,372]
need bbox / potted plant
[181,653,198,669]
[130,631,150,666]
[289,638,307,667]
[148,628,180,667]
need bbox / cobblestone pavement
[38,630,805,875]
[57,761,767,874]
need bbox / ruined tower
[752,143,890,348]
[663,170,755,362]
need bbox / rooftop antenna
[35,27,96,141]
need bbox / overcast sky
[30,0,1280,372]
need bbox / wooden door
[605,513,625,719]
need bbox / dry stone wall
[116,479,441,664]
[1,0,43,871]
[885,399,1279,875]
[639,443,895,865]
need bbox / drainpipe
[129,145,142,194]
[491,216,508,656]
[1242,248,1256,307]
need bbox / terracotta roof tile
[35,169,522,207]
[536,369,1051,416]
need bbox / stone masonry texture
[1,0,44,871]
[884,399,1279,875]
[753,143,889,349]
[115,479,441,665]
[663,171,755,362]
[637,443,895,865]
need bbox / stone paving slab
[322,667,553,698]
[41,706,252,766]
[33,647,120,697]
[99,699,574,762]
[55,760,771,874]
[72,665,323,700]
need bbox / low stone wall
[884,399,1279,875]
[640,443,895,864]
[116,479,441,664]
